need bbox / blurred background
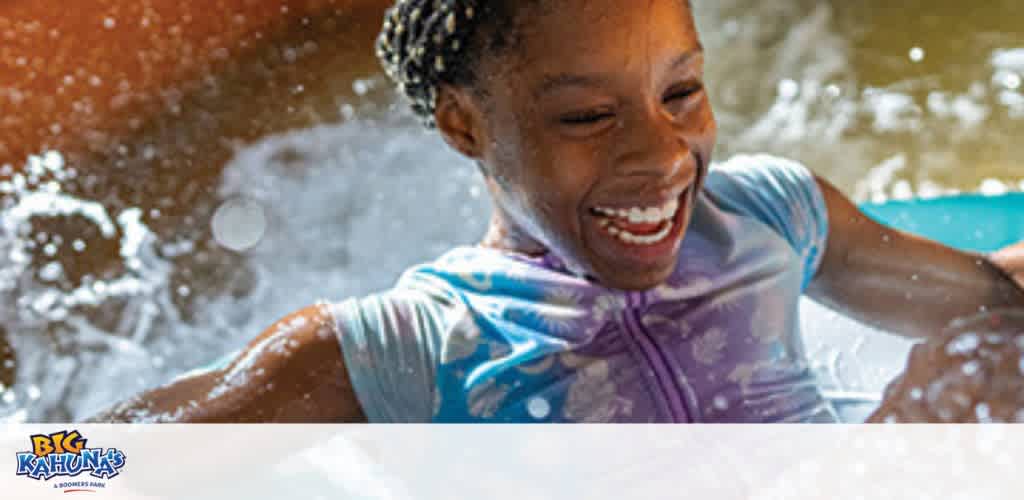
[0,0,1021,421]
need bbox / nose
[612,107,692,182]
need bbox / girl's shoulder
[700,154,829,291]
[702,153,824,222]
[705,154,820,202]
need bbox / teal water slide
[861,193,1023,253]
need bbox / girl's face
[442,0,716,290]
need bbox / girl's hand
[868,310,1024,423]
[992,242,1024,289]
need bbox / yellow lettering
[31,435,54,457]
[60,431,85,454]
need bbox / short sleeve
[704,154,829,291]
[327,280,455,422]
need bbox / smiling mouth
[584,185,695,269]
[589,186,691,245]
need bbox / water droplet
[961,361,980,376]
[72,239,86,252]
[527,397,550,419]
[778,79,799,100]
[909,47,925,62]
[353,79,370,96]
[27,385,41,400]
[103,17,117,29]
[909,387,923,400]
[39,261,63,282]
[712,395,729,411]
[211,197,267,252]
[1,391,14,404]
[947,333,980,355]
[976,403,992,422]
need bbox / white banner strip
[2,424,1020,499]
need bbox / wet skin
[868,310,1024,423]
[434,0,716,291]
[993,242,1024,288]
[81,0,1024,422]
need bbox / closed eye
[664,83,703,103]
[560,110,615,125]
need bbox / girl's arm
[86,304,367,422]
[805,177,1024,340]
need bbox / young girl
[91,0,1024,423]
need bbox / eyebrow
[533,46,704,98]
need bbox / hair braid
[377,0,693,127]
[376,0,519,127]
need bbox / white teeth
[593,193,685,246]
[662,198,679,219]
[628,207,645,223]
[595,197,680,224]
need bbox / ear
[434,84,485,160]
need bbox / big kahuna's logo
[16,430,126,491]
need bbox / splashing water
[0,112,490,421]
[870,311,1024,423]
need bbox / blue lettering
[64,453,83,476]
[80,448,101,470]
[30,454,52,480]
[106,448,125,470]
[16,453,35,476]
[17,447,124,481]
[90,449,125,479]
[50,453,69,475]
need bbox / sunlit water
[1,0,1022,422]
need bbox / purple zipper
[622,291,690,423]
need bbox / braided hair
[376,0,534,127]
